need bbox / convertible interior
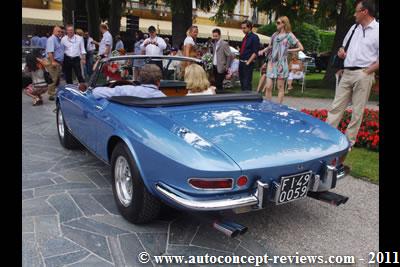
[92,57,192,97]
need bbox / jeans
[239,61,254,91]
[64,56,85,84]
[85,52,94,80]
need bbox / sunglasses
[276,21,283,25]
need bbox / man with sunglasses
[239,20,260,91]
[326,0,379,150]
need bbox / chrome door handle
[95,105,103,111]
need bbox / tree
[85,0,101,40]
[169,0,193,48]
[320,0,356,88]
[62,0,75,26]
[62,0,126,41]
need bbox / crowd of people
[23,0,378,150]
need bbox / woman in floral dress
[259,16,304,103]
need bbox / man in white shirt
[61,25,86,84]
[140,26,167,70]
[326,0,379,149]
[140,26,167,56]
[93,24,113,58]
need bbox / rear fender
[107,130,151,193]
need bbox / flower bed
[301,108,379,151]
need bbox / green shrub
[293,22,321,53]
[319,30,335,53]
[257,23,277,37]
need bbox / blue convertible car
[56,55,350,236]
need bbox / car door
[60,84,88,143]
[80,91,111,154]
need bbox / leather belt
[344,67,364,70]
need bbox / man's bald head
[53,26,62,37]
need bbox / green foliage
[318,30,335,52]
[293,23,320,53]
[257,23,277,36]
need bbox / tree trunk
[171,0,193,48]
[109,0,123,43]
[323,0,354,88]
[86,0,101,40]
[62,0,76,25]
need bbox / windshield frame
[88,55,202,89]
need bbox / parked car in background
[299,51,316,73]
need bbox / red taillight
[189,178,233,190]
[237,176,248,187]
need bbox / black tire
[111,142,161,224]
[56,105,80,149]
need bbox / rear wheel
[56,105,80,149]
[111,142,161,224]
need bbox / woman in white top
[287,52,304,90]
[185,64,216,96]
[183,26,199,58]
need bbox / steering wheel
[106,80,134,88]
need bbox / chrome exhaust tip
[307,191,349,206]
[212,220,248,238]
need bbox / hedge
[258,23,335,53]
[318,31,335,53]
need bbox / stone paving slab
[22,94,378,266]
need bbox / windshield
[91,56,241,98]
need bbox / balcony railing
[125,1,171,13]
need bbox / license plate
[275,171,312,204]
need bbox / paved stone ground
[22,93,378,267]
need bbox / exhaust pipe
[212,220,248,238]
[307,191,349,206]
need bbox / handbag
[43,70,53,84]
[332,24,359,70]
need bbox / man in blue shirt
[239,20,260,91]
[45,26,64,101]
[92,64,166,99]
[30,33,40,47]
[114,35,124,51]
[39,34,48,49]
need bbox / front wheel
[56,105,80,149]
[111,142,161,224]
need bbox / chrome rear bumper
[155,164,350,211]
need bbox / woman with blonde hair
[183,25,199,58]
[185,64,216,95]
[258,16,304,103]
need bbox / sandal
[32,97,42,106]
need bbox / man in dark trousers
[60,25,86,85]
[212,28,233,92]
[239,20,260,91]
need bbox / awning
[22,7,270,43]
[22,7,62,26]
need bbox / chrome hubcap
[114,156,133,207]
[57,109,65,138]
